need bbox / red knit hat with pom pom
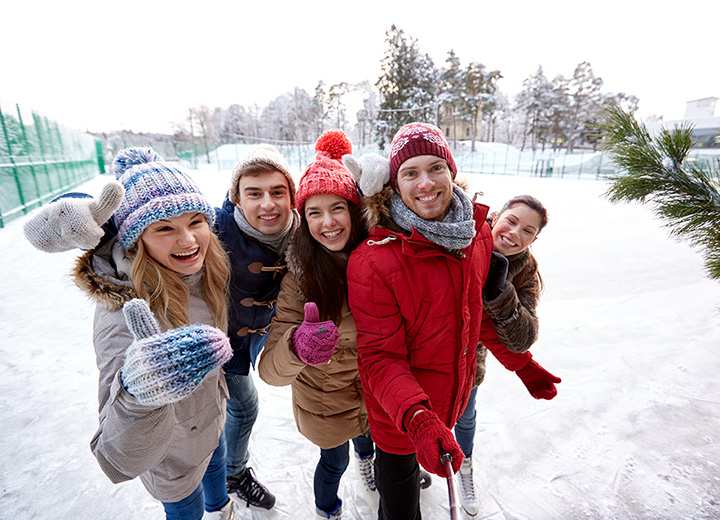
[295,130,361,210]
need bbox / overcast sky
[3,0,718,134]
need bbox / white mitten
[23,182,124,252]
[343,153,390,197]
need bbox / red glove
[515,358,561,400]
[405,410,464,477]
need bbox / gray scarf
[390,185,476,251]
[234,206,300,254]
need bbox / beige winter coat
[73,240,228,503]
[258,270,368,450]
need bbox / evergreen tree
[480,69,502,143]
[439,49,464,147]
[566,61,603,151]
[327,82,350,130]
[375,25,438,149]
[312,81,330,136]
[547,75,570,150]
[462,61,485,151]
[516,66,553,151]
[602,105,720,279]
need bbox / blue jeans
[314,434,375,514]
[162,436,229,520]
[224,372,259,477]
[454,386,478,458]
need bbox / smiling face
[236,170,292,235]
[140,212,211,276]
[491,203,543,256]
[395,155,454,221]
[303,194,352,252]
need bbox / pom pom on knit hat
[295,130,360,210]
[112,147,163,179]
[314,130,352,161]
[112,146,215,249]
[388,122,457,188]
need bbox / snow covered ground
[1,168,719,519]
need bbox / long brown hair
[130,231,230,330]
[293,202,367,324]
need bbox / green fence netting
[0,102,100,228]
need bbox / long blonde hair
[130,232,230,331]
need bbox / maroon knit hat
[296,130,361,210]
[388,122,457,187]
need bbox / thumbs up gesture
[291,302,340,366]
[23,181,124,252]
[120,299,233,406]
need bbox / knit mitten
[23,182,123,252]
[515,358,562,400]
[405,410,464,477]
[343,153,390,197]
[120,299,233,406]
[291,302,339,366]
[483,251,509,301]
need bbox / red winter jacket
[347,200,494,454]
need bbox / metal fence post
[578,151,584,178]
[32,112,53,192]
[95,139,106,174]
[16,104,41,208]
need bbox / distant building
[646,97,720,149]
[438,104,482,144]
[685,97,718,119]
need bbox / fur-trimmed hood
[361,177,472,231]
[72,240,136,311]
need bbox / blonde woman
[71,150,238,520]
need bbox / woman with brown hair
[454,194,562,516]
[258,131,374,520]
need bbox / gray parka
[73,239,228,502]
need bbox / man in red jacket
[347,122,495,519]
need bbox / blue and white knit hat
[111,147,215,249]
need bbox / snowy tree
[220,104,258,143]
[516,66,553,151]
[494,92,524,145]
[188,106,217,163]
[356,85,379,147]
[375,25,438,149]
[327,82,350,130]
[260,94,294,141]
[288,88,315,142]
[312,81,331,136]
[603,104,720,279]
[565,61,603,151]
[439,49,464,147]
[480,69,502,142]
[546,75,571,150]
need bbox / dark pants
[162,436,229,520]
[315,434,375,514]
[375,447,421,520]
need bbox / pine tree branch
[601,105,720,279]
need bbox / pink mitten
[291,302,339,365]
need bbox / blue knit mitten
[120,299,232,406]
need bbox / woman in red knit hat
[258,130,373,520]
